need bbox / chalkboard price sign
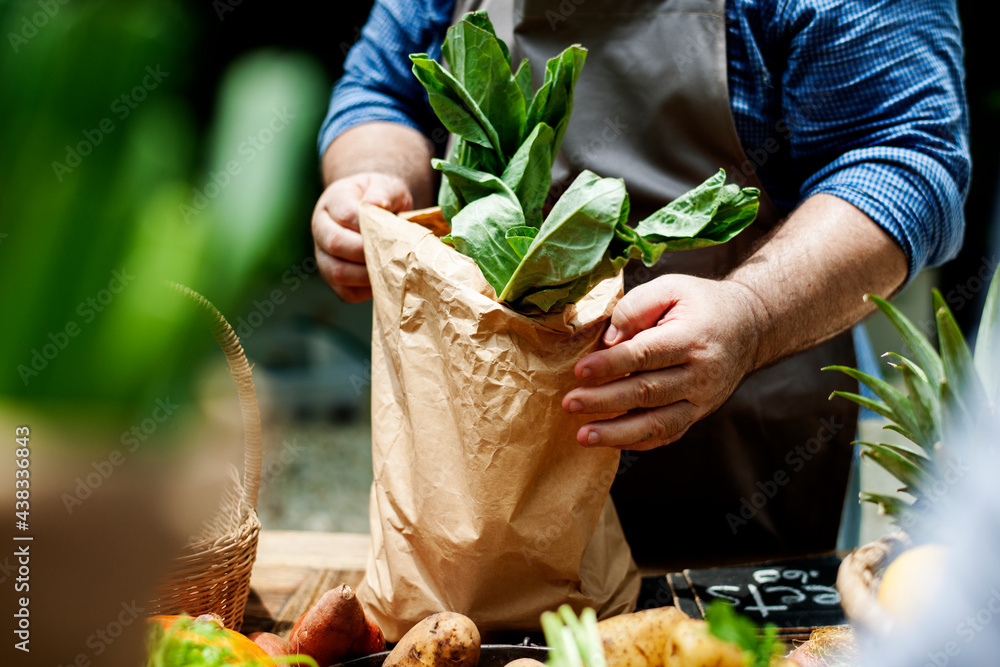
[638,554,846,636]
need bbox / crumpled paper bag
[355,203,640,641]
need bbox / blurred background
[0,0,997,540]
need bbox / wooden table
[243,530,845,645]
[242,530,370,637]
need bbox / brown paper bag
[356,203,640,641]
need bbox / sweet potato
[288,584,386,666]
[663,619,745,667]
[248,631,292,657]
[382,612,480,667]
[598,606,688,667]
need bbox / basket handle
[169,282,262,510]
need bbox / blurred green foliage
[0,0,326,437]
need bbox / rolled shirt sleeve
[318,0,457,158]
[778,0,970,279]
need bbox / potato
[383,612,481,667]
[598,606,688,667]
[663,619,744,667]
[289,584,385,665]
[248,631,292,657]
[504,659,546,667]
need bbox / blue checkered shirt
[320,0,970,279]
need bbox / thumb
[361,174,413,213]
[605,279,678,345]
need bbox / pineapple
[824,266,999,523]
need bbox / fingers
[564,366,692,415]
[313,206,365,263]
[604,279,680,345]
[576,325,691,380]
[361,174,413,213]
[311,172,413,304]
[575,402,699,451]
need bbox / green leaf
[974,265,1000,402]
[882,352,941,453]
[828,390,920,445]
[410,54,504,158]
[441,17,525,155]
[433,158,512,220]
[859,492,912,518]
[934,288,988,411]
[705,600,781,667]
[855,440,930,468]
[458,11,511,67]
[501,122,555,228]
[823,365,926,449]
[445,190,526,295]
[498,171,627,306]
[506,226,538,259]
[610,220,666,266]
[867,293,945,389]
[687,184,761,243]
[861,444,930,495]
[514,58,533,107]
[634,169,725,239]
[526,45,587,161]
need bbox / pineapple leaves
[857,441,931,495]
[934,288,989,412]
[866,294,945,388]
[859,492,912,518]
[824,365,929,449]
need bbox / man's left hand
[561,274,769,450]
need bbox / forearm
[726,193,908,371]
[321,121,437,208]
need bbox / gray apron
[452,0,858,568]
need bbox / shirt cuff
[801,146,966,285]
[318,105,427,160]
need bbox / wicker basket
[148,284,263,630]
[836,532,911,635]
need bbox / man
[313,0,969,565]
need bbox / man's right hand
[312,172,414,302]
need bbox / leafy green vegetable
[440,16,525,155]
[412,11,759,312]
[501,122,556,228]
[705,600,781,667]
[499,171,627,305]
[410,53,503,156]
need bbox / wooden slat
[255,530,371,571]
